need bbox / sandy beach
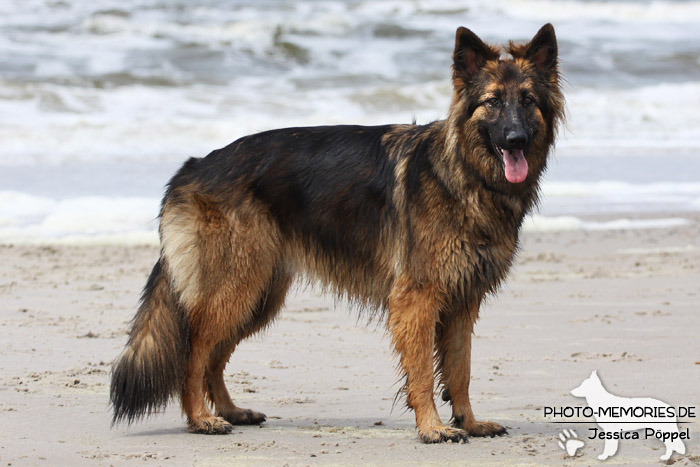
[2,0,700,464]
[0,212,698,466]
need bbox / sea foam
[0,190,693,245]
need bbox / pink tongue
[503,149,528,183]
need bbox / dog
[571,370,687,461]
[110,24,564,443]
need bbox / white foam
[0,191,56,221]
[522,215,585,232]
[40,196,159,235]
[523,215,692,233]
[1,0,699,165]
[583,217,692,231]
[3,80,699,165]
[499,0,700,23]
[0,191,160,245]
[0,189,692,245]
[557,82,700,156]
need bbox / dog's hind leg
[388,278,468,443]
[205,267,292,426]
[437,302,507,437]
[180,267,280,433]
[205,340,266,426]
[181,312,234,434]
[161,190,282,434]
[660,433,686,461]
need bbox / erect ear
[524,23,558,75]
[453,27,491,81]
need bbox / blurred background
[1,0,699,242]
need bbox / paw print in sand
[558,429,584,457]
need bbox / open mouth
[491,140,529,184]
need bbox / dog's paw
[220,407,267,426]
[455,419,508,438]
[187,416,234,434]
[418,425,469,444]
[557,429,584,457]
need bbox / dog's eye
[486,98,501,107]
[522,96,534,106]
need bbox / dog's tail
[110,258,189,425]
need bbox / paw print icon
[558,429,584,457]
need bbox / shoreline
[1,210,698,247]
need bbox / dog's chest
[432,200,521,295]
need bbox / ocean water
[1,0,699,242]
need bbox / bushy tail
[110,259,189,425]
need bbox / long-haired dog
[111,24,564,443]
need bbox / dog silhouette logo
[570,370,686,461]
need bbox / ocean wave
[499,0,700,23]
[522,215,692,233]
[0,189,695,244]
[559,82,700,155]
[1,80,699,164]
[0,191,159,241]
[1,0,698,219]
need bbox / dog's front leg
[598,437,618,460]
[438,304,507,437]
[388,278,468,443]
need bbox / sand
[1,213,699,466]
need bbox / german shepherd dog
[111,24,564,443]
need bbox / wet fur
[111,24,564,442]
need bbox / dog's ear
[524,23,558,76]
[453,27,492,81]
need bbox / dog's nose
[505,129,527,147]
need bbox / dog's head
[449,24,564,189]
[571,370,603,398]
